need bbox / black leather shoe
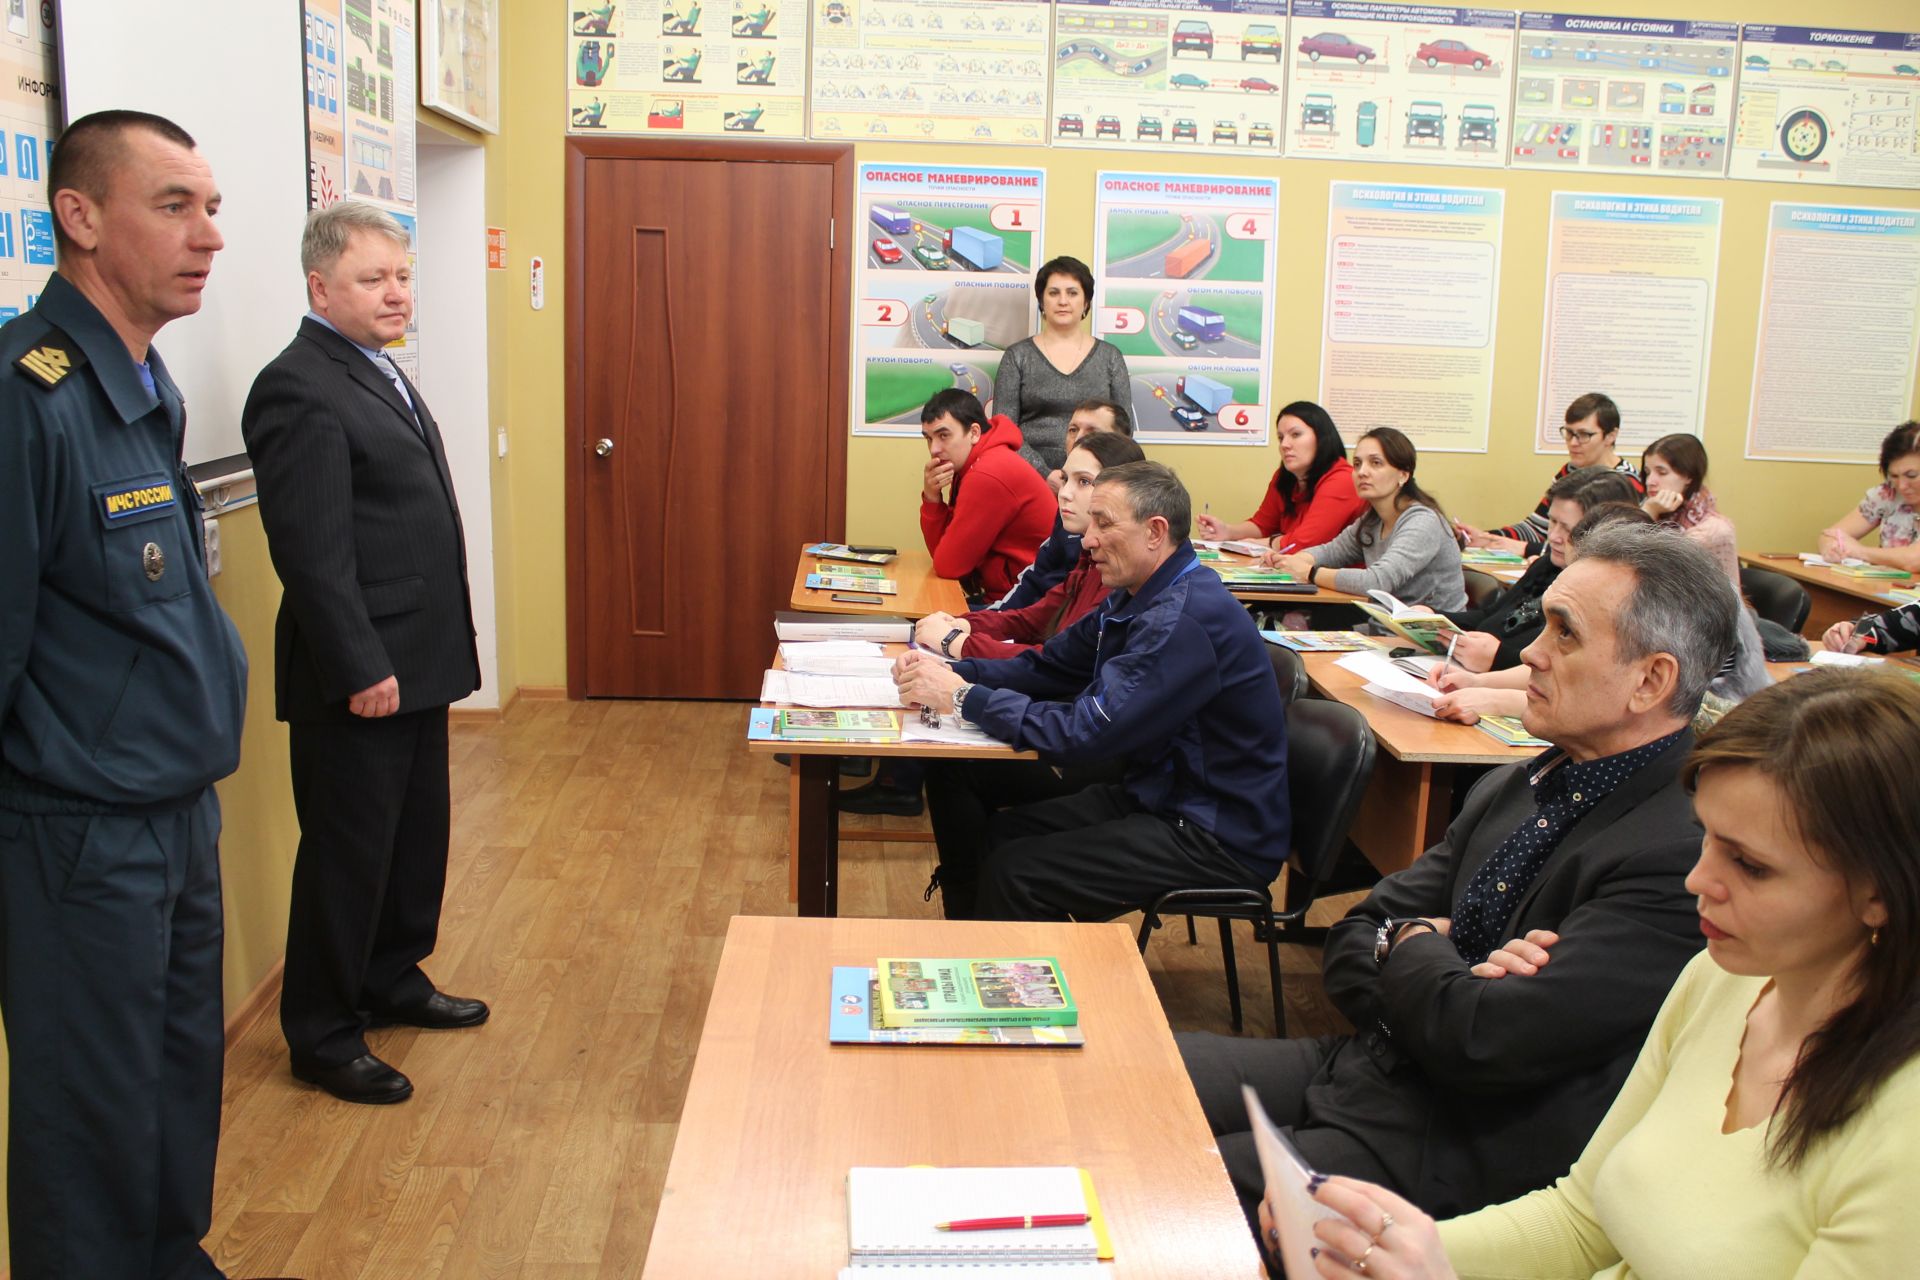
[292,1053,413,1105]
[836,780,924,816]
[367,991,491,1030]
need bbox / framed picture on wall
[420,0,499,134]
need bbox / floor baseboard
[225,958,284,1047]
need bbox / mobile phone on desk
[831,592,886,605]
[1757,552,1800,560]
[847,544,896,556]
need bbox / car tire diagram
[1778,107,1828,162]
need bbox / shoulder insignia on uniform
[15,327,85,389]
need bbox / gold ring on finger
[1351,1241,1375,1273]
[1372,1211,1396,1242]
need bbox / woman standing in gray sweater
[1272,426,1467,610]
[994,255,1132,476]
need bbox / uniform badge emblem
[142,541,166,581]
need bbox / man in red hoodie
[919,389,1056,603]
[915,429,1145,659]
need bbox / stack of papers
[900,715,1006,748]
[845,1166,1105,1269]
[761,670,902,707]
[780,641,894,678]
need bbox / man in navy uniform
[0,112,248,1279]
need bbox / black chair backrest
[1462,569,1505,612]
[1285,699,1376,886]
[1266,642,1310,705]
[1740,566,1812,634]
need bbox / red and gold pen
[935,1213,1091,1232]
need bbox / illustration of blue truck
[1176,305,1225,342]
[870,204,913,235]
[1179,373,1232,413]
[948,225,1004,270]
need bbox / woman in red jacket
[1195,400,1363,555]
[914,431,1147,659]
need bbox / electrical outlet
[497,428,508,458]
[202,516,221,577]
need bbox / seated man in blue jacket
[893,460,1289,922]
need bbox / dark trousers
[970,782,1266,923]
[0,792,227,1280]
[281,706,450,1068]
[1176,1031,1396,1243]
[923,758,1117,918]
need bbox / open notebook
[845,1166,1111,1270]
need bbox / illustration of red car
[1416,39,1491,70]
[1239,77,1278,93]
[1298,32,1375,63]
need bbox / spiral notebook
[845,1166,1110,1269]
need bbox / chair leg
[1218,918,1242,1034]
[1266,921,1285,1038]
[1185,914,1197,945]
[1136,911,1157,953]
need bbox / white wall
[416,127,499,709]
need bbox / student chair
[1462,569,1506,612]
[1267,642,1311,706]
[1130,699,1377,1036]
[1739,566,1812,634]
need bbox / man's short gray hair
[1094,460,1191,543]
[301,200,409,277]
[1576,523,1739,718]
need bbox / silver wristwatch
[952,683,973,720]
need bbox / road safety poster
[1746,204,1920,464]
[1511,12,1738,176]
[810,0,1051,145]
[1284,1,1516,169]
[1050,0,1288,156]
[0,0,55,325]
[1319,184,1504,453]
[1092,171,1278,445]
[1536,192,1721,451]
[853,164,1047,437]
[342,0,416,206]
[567,0,807,136]
[1730,25,1920,190]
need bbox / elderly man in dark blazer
[243,200,484,1105]
[1180,524,1741,1244]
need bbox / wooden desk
[791,544,969,618]
[642,916,1262,1279]
[1211,548,1369,610]
[1739,553,1914,636]
[755,643,1034,916]
[1300,651,1537,874]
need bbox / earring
[1872,927,1882,947]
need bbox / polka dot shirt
[1451,728,1688,966]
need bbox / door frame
[564,137,854,699]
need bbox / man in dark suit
[1179,524,1741,1242]
[243,200,484,1105]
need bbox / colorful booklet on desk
[846,1166,1111,1267]
[830,968,1084,1047]
[1262,630,1384,653]
[876,957,1077,1028]
[809,542,897,564]
[1355,590,1462,654]
[1460,548,1527,565]
[816,561,888,578]
[809,572,900,594]
[748,707,901,744]
[1830,563,1913,580]
[1475,714,1550,748]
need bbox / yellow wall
[499,0,1920,691]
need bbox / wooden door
[567,140,851,698]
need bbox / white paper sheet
[760,670,902,708]
[1334,651,1439,698]
[1243,1085,1343,1279]
[1362,682,1441,718]
[900,716,1010,748]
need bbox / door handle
[594,438,614,457]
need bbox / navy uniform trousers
[0,790,226,1280]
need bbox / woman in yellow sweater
[1279,667,1920,1279]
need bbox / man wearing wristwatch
[1177,524,1734,1244]
[894,461,1288,923]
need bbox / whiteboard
[58,0,309,469]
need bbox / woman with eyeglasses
[1277,668,1920,1280]
[1457,393,1645,556]
[1818,420,1920,574]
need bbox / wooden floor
[206,699,1356,1279]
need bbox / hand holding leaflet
[1243,1085,1342,1278]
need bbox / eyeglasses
[1561,428,1603,444]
